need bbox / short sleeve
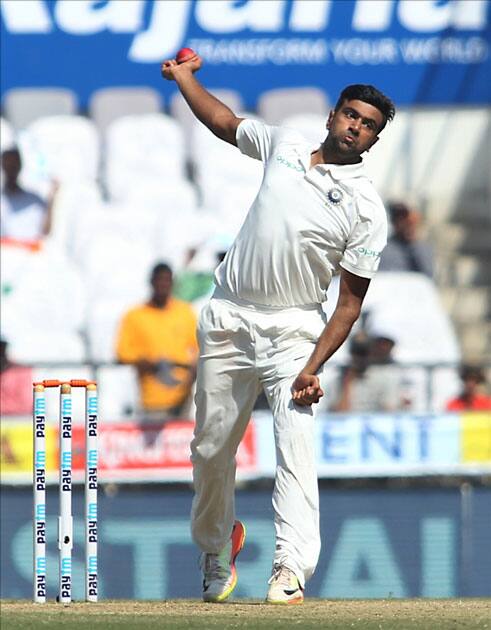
[340,192,388,279]
[236,119,275,163]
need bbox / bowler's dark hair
[335,84,395,131]
[150,262,172,281]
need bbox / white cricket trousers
[190,289,326,587]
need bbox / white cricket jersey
[214,119,388,308]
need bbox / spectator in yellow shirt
[116,262,198,420]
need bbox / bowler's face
[327,99,384,158]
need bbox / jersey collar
[295,143,367,181]
[316,160,365,181]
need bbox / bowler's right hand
[161,55,202,81]
[291,371,324,406]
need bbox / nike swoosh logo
[284,589,300,596]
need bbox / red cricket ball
[176,47,197,64]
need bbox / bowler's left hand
[291,372,324,406]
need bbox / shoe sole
[266,595,304,605]
[204,520,246,603]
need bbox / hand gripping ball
[176,47,197,64]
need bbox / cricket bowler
[162,51,395,604]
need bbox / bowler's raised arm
[161,54,243,146]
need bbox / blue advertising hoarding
[1,485,490,600]
[1,0,490,109]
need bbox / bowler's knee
[191,440,231,474]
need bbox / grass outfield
[1,600,490,629]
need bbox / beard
[328,131,360,156]
[320,127,371,164]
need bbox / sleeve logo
[357,247,381,258]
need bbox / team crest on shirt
[326,187,344,205]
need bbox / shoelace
[268,564,297,587]
[201,553,230,582]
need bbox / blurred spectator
[446,365,491,411]
[1,147,57,242]
[334,330,403,412]
[0,339,33,415]
[369,330,396,365]
[173,247,226,304]
[378,202,433,277]
[116,262,198,421]
[174,233,233,308]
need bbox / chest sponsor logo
[276,155,304,172]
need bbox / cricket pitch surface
[1,599,490,629]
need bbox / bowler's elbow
[211,114,244,146]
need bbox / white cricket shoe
[266,564,304,604]
[201,520,246,603]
